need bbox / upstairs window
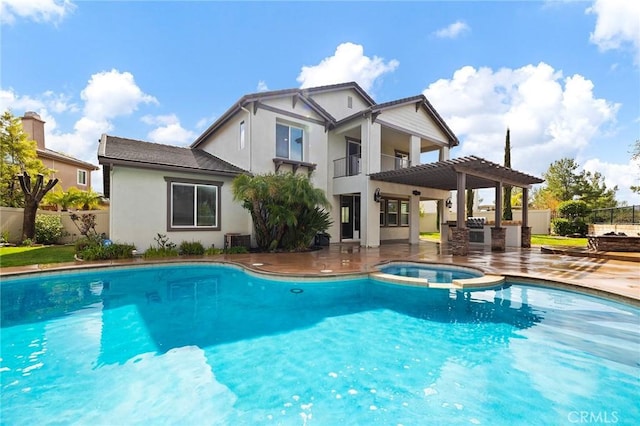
[239,121,245,150]
[276,123,304,161]
[77,169,87,186]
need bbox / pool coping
[2,257,638,307]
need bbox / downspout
[240,103,252,172]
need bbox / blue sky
[1,0,639,204]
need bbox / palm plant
[232,172,331,251]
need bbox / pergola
[370,156,544,254]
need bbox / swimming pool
[1,264,638,425]
[378,262,483,282]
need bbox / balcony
[334,154,361,178]
[334,153,412,178]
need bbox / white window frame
[239,120,245,150]
[77,169,87,186]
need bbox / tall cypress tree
[502,128,513,221]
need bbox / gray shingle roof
[99,135,246,175]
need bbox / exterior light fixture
[445,198,453,208]
[374,188,381,203]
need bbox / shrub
[552,217,588,236]
[205,247,224,255]
[35,215,65,244]
[143,233,179,258]
[225,246,249,254]
[179,241,205,256]
[143,247,179,258]
[80,242,135,261]
[558,200,589,220]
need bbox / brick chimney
[21,111,46,150]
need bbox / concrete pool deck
[1,241,639,304]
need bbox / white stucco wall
[109,166,250,252]
[197,112,250,171]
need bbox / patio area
[2,240,638,304]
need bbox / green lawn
[420,232,587,247]
[0,245,76,268]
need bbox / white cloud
[423,62,620,180]
[297,42,399,92]
[0,88,46,113]
[1,69,162,194]
[0,0,75,25]
[144,114,196,145]
[434,21,470,39]
[587,0,640,62]
[81,69,157,120]
[583,157,640,205]
[256,80,269,92]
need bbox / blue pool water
[1,264,638,425]
[379,263,482,282]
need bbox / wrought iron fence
[591,205,639,224]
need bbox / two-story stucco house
[98,82,457,251]
[99,82,541,253]
[21,112,99,191]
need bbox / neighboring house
[21,112,99,191]
[99,81,540,252]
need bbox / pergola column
[451,171,469,256]
[492,181,506,251]
[521,187,532,248]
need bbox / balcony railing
[334,154,361,178]
[333,153,412,178]
[381,153,410,172]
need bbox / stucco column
[363,182,381,248]
[456,172,466,228]
[364,120,381,174]
[409,193,420,244]
[521,187,531,248]
[494,181,502,228]
[439,146,450,161]
[410,135,421,166]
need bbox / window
[387,200,398,226]
[77,169,87,186]
[166,178,221,231]
[400,201,410,225]
[379,198,410,227]
[276,123,304,161]
[347,96,353,109]
[239,121,245,150]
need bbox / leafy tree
[535,158,617,212]
[576,170,617,209]
[543,158,582,202]
[44,186,79,211]
[502,128,513,220]
[232,172,331,251]
[0,110,50,207]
